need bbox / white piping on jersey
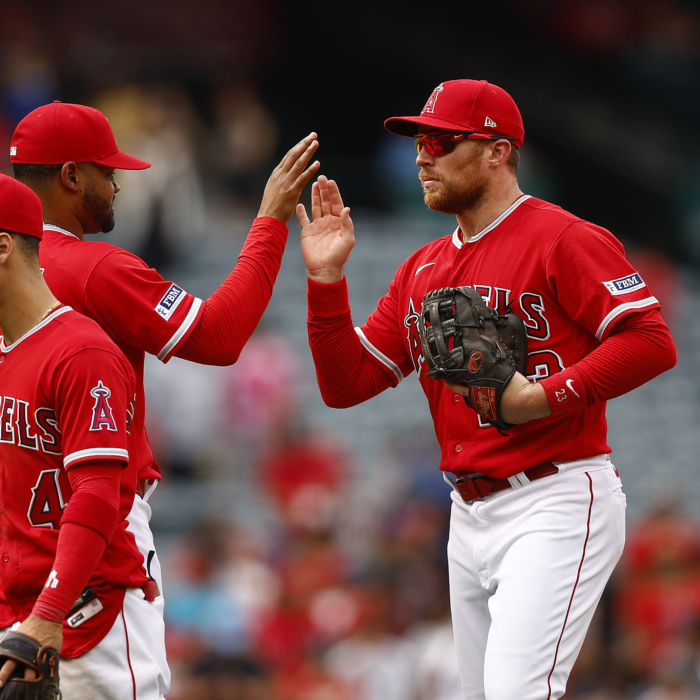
[355,327,403,383]
[0,306,73,353]
[43,224,79,240]
[451,194,531,249]
[595,297,659,341]
[156,297,203,362]
[64,447,129,468]
[415,262,436,277]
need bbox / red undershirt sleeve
[32,461,122,621]
[307,277,396,407]
[175,216,288,365]
[540,309,676,415]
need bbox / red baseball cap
[384,80,524,149]
[0,174,44,240]
[10,101,151,170]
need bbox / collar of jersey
[452,194,531,249]
[0,306,73,353]
[43,223,80,240]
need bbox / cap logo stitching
[422,84,444,115]
[9,147,16,156]
[484,117,497,128]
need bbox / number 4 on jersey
[28,469,66,528]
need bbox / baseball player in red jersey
[0,174,162,698]
[297,80,677,699]
[5,101,319,695]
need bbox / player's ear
[0,232,13,265]
[488,140,513,169]
[59,162,81,193]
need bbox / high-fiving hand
[257,133,320,223]
[297,176,355,284]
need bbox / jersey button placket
[455,444,463,453]
[2,554,8,562]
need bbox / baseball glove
[0,631,61,700]
[419,286,528,431]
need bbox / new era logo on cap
[9,147,16,156]
[484,117,497,128]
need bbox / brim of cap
[384,115,468,137]
[93,150,151,170]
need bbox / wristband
[540,366,590,416]
[307,277,351,318]
[31,601,66,623]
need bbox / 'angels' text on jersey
[0,397,61,455]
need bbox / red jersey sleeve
[307,278,402,407]
[356,267,416,382]
[82,249,203,363]
[545,220,661,341]
[53,348,133,470]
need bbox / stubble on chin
[83,185,116,233]
[423,175,489,215]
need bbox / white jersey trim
[156,297,203,362]
[64,447,129,467]
[595,297,659,340]
[355,327,404,383]
[0,306,73,353]
[43,224,79,240]
[451,194,531,249]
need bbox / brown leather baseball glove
[419,286,528,431]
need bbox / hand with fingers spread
[297,176,355,284]
[258,133,320,222]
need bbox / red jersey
[39,224,205,483]
[0,307,148,655]
[329,196,660,477]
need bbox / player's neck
[456,181,523,243]
[31,187,87,241]
[42,211,86,241]
[0,274,59,346]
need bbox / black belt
[451,462,559,503]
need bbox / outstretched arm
[175,134,320,364]
[300,176,396,407]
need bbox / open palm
[297,176,355,284]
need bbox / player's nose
[416,147,433,167]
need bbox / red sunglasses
[414,132,516,156]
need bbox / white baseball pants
[447,455,626,700]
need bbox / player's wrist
[307,270,345,285]
[500,375,551,424]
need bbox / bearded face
[419,141,490,215]
[82,176,116,233]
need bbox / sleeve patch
[603,273,646,296]
[155,284,187,320]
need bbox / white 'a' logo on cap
[9,147,16,156]
[422,84,444,114]
[484,117,497,128]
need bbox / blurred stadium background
[3,0,700,697]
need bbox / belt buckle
[453,473,489,504]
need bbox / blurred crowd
[2,1,700,698]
